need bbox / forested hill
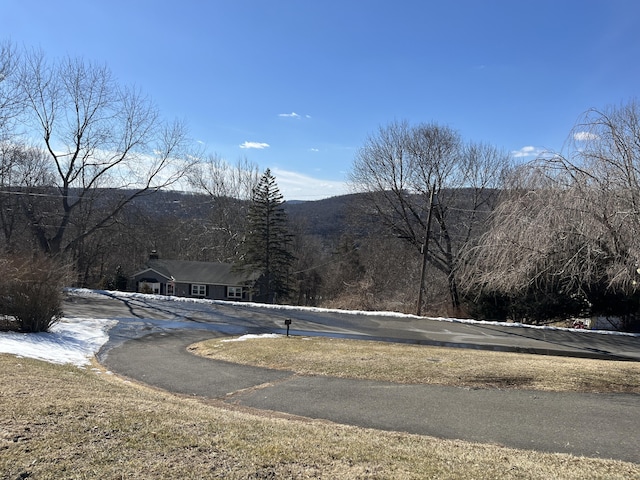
[284,194,361,240]
[124,189,488,242]
[121,189,359,242]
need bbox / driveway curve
[98,329,640,464]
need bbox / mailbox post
[284,318,292,337]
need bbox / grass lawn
[190,335,640,394]
[1,337,639,479]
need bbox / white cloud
[271,168,350,200]
[573,131,599,142]
[279,112,312,119]
[279,112,301,119]
[511,145,545,158]
[239,141,270,149]
[309,148,320,152]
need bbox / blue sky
[3,1,640,200]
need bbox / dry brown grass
[1,354,638,479]
[189,336,640,394]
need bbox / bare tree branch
[12,48,197,257]
[350,120,510,313]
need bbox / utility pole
[416,184,437,316]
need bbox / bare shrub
[0,255,69,332]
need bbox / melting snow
[0,317,116,366]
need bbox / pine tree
[240,169,295,303]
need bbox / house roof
[135,259,258,286]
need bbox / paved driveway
[99,329,640,464]
[64,291,640,463]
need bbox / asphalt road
[99,329,640,464]
[65,291,640,361]
[64,291,640,462]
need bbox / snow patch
[0,317,116,366]
[221,333,282,342]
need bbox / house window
[228,286,242,299]
[139,282,160,294]
[167,283,174,296]
[191,284,206,297]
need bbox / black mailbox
[284,318,292,336]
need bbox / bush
[466,288,589,325]
[586,286,640,332]
[98,265,130,291]
[463,291,510,322]
[0,255,68,333]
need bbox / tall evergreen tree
[240,169,294,303]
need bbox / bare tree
[0,142,54,250]
[0,41,23,143]
[463,100,640,328]
[187,155,260,262]
[349,120,510,314]
[13,49,196,258]
[288,224,326,307]
[189,155,259,200]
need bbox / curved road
[65,292,640,463]
[66,291,640,361]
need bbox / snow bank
[0,317,116,367]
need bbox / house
[131,255,260,302]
